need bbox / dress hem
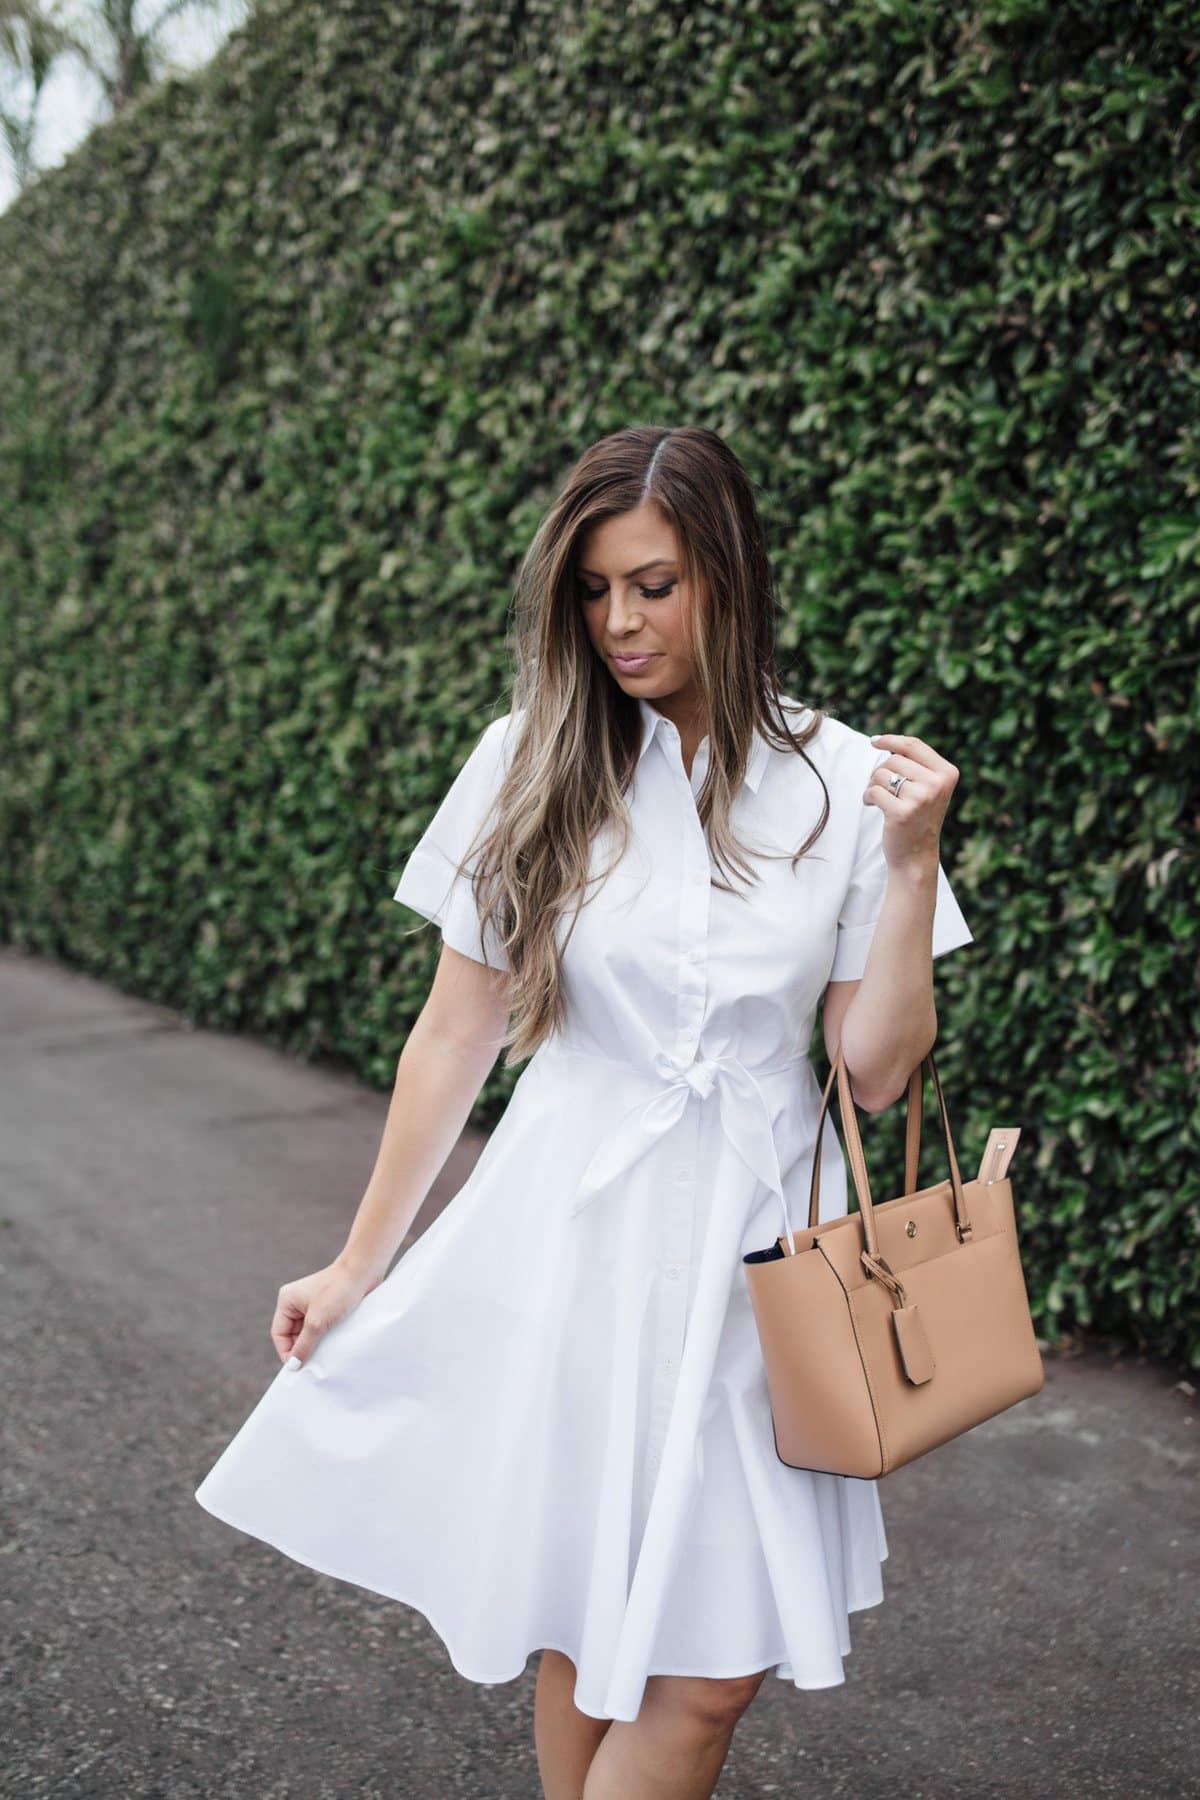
[194,1483,888,1722]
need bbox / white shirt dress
[194,693,973,1722]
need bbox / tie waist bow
[562,1042,807,1245]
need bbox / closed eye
[581,582,677,602]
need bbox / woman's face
[576,501,702,714]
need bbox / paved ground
[1,947,1195,1799]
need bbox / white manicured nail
[285,1355,302,1371]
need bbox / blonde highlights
[465,425,832,1065]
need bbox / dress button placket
[643,732,710,1505]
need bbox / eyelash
[581,582,676,602]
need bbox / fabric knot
[570,1044,798,1245]
[681,1057,719,1099]
[652,1048,721,1100]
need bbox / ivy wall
[1,0,1196,1366]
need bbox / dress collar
[635,696,771,793]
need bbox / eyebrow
[577,559,677,580]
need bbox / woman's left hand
[865,733,960,871]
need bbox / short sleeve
[392,713,512,969]
[829,747,974,983]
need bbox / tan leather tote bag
[743,1048,1045,1479]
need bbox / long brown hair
[461,424,831,1065]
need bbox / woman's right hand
[270,1258,377,1368]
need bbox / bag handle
[807,1047,973,1260]
[904,1064,922,1194]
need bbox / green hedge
[1,0,1196,1368]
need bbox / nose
[605,586,649,630]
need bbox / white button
[675,1167,692,1183]
[665,1264,684,1280]
[690,870,706,886]
[663,1357,673,1370]
[686,946,703,963]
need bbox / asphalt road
[1,948,1196,1799]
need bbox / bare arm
[336,944,513,1286]
[271,943,512,1364]
[820,729,962,1114]
[819,864,939,1115]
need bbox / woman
[195,424,973,1799]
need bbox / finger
[288,1311,332,1368]
[270,1293,303,1362]
[870,749,933,785]
[868,764,934,808]
[863,779,903,812]
[869,733,943,771]
[865,769,935,817]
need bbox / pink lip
[611,652,660,671]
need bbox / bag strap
[807,1047,973,1257]
[905,1064,922,1193]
